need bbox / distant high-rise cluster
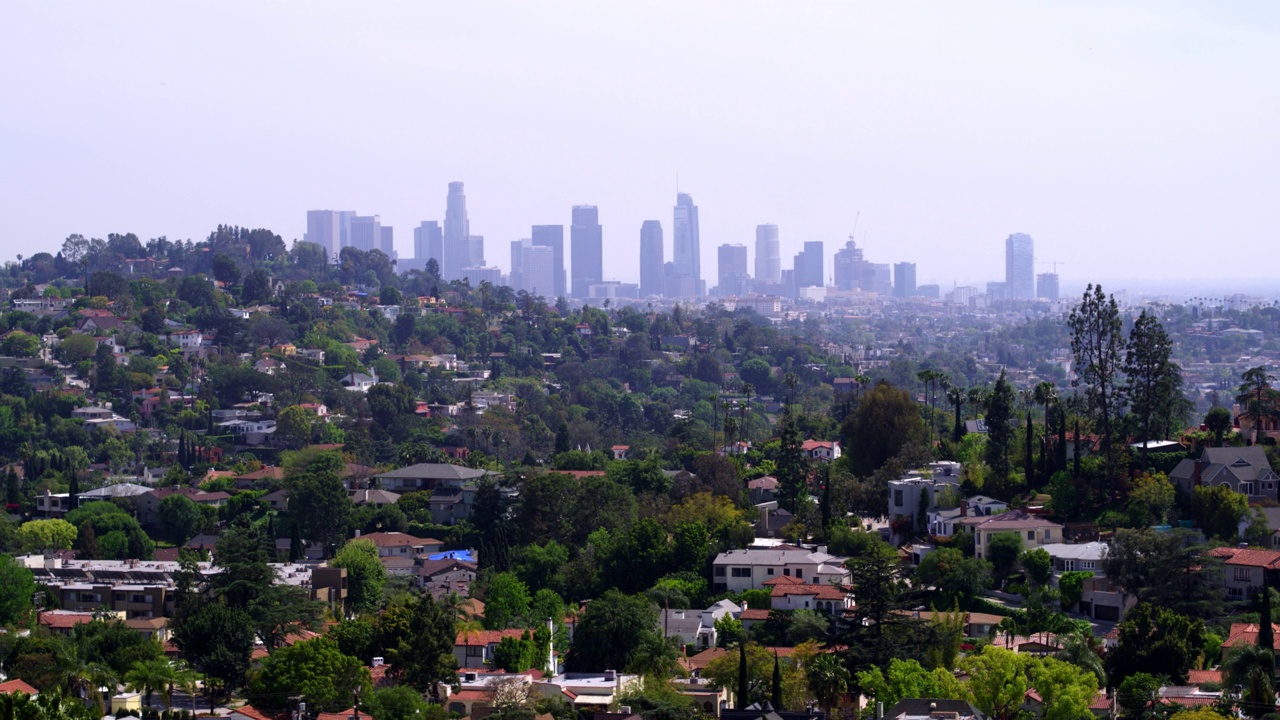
[305,210,394,261]
[307,185,1059,306]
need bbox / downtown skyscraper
[755,224,780,285]
[717,244,749,297]
[671,193,703,296]
[1005,233,1035,300]
[442,182,470,280]
[570,205,602,298]
[639,220,664,298]
[414,221,443,269]
[531,225,566,299]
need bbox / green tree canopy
[248,637,372,714]
[332,538,387,616]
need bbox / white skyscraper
[755,224,780,284]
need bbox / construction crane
[1040,260,1065,274]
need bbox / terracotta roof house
[454,628,529,668]
[359,531,444,558]
[0,679,39,696]
[1208,547,1280,601]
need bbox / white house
[342,372,378,393]
[711,545,849,594]
[168,330,203,350]
[801,440,841,461]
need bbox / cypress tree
[1024,412,1034,488]
[1057,407,1068,472]
[1073,419,1082,479]
[771,650,783,709]
[68,470,80,511]
[1261,578,1274,655]
[289,521,303,562]
[737,640,749,709]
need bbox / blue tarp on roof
[428,550,474,562]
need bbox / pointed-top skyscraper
[442,182,470,280]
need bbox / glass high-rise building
[1005,233,1035,300]
[442,182,470,280]
[893,262,917,298]
[639,220,664,298]
[833,238,864,291]
[672,193,703,295]
[531,225,566,298]
[414,221,443,268]
[570,205,602,298]
[718,243,749,297]
[794,241,824,290]
[1037,272,1060,301]
[755,225,780,284]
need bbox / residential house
[800,440,841,461]
[350,488,401,506]
[36,482,151,516]
[533,671,643,709]
[374,463,488,493]
[765,576,853,616]
[884,699,986,720]
[888,463,963,543]
[359,532,444,559]
[711,545,850,594]
[168,330,204,350]
[1169,446,1280,501]
[342,372,379,393]
[135,487,230,525]
[454,629,529,668]
[1040,542,1131,621]
[963,511,1063,561]
[72,406,137,433]
[1208,547,1280,602]
[611,445,630,460]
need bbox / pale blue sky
[2,2,1277,289]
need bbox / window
[731,567,751,578]
[795,569,803,580]
[976,533,982,545]
[894,489,904,507]
[783,569,791,576]
[714,567,726,577]
[1026,531,1035,540]
[766,568,774,575]
[1043,529,1052,541]
[466,645,484,657]
[1235,567,1252,582]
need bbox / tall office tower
[870,263,892,295]
[467,236,485,268]
[1005,233,1035,300]
[794,241,824,290]
[521,244,556,297]
[832,238,864,291]
[717,244,750,297]
[639,221,665,297]
[305,210,345,260]
[414,221,443,268]
[755,225,781,284]
[893,262,917,298]
[570,205,603,298]
[509,240,527,291]
[442,182,470,280]
[349,215,382,252]
[672,193,703,295]
[531,225,566,298]
[1037,272,1060,301]
[379,226,395,258]
[463,266,502,287]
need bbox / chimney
[372,657,384,667]
[959,499,968,517]
[1194,459,1203,486]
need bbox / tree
[1057,572,1093,613]
[1238,366,1279,447]
[1192,484,1249,541]
[157,494,210,545]
[774,410,810,513]
[1126,472,1176,528]
[1028,656,1099,720]
[123,658,177,709]
[1103,528,1223,618]
[959,647,1032,720]
[948,386,966,443]
[836,548,931,681]
[566,589,662,673]
[483,572,532,630]
[856,657,965,713]
[1225,643,1276,719]
[1055,632,1106,687]
[1021,548,1053,589]
[986,532,1022,586]
[1204,407,1233,447]
[914,548,991,606]
[16,519,77,552]
[0,689,95,720]
[807,652,852,718]
[703,641,773,710]
[1105,602,1208,686]
[172,602,256,696]
[241,268,272,305]
[287,458,352,549]
[385,594,457,701]
[275,405,314,450]
[59,333,97,363]
[367,686,434,720]
[1124,311,1186,450]
[0,553,36,625]
[248,637,372,714]
[842,381,926,477]
[983,371,1016,494]
[332,539,387,616]
[1069,284,1125,489]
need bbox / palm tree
[646,583,690,637]
[805,653,850,718]
[853,373,870,405]
[1225,643,1276,718]
[125,657,177,709]
[169,663,201,713]
[1034,381,1058,477]
[1055,633,1105,686]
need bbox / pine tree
[775,409,809,512]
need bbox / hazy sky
[3,2,1279,290]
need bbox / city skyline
[4,4,1279,288]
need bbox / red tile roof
[38,611,97,629]
[738,609,771,621]
[762,576,806,586]
[233,705,280,720]
[1188,669,1223,685]
[0,679,38,695]
[1208,547,1280,568]
[770,584,850,600]
[456,628,527,646]
[360,532,443,548]
[1224,623,1280,648]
